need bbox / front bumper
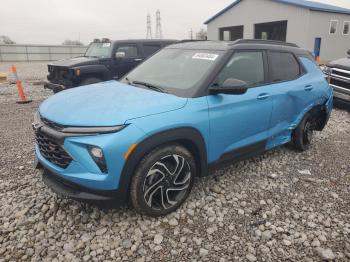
[33,116,146,205]
[44,81,65,93]
[41,168,118,202]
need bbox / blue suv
[34,40,333,217]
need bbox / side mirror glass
[115,51,126,59]
[209,78,248,95]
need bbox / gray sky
[1,0,350,45]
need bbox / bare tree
[196,29,207,40]
[0,35,16,44]
[62,39,84,46]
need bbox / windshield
[85,42,112,58]
[122,48,224,97]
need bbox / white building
[205,0,350,61]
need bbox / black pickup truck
[324,49,350,103]
[44,39,176,92]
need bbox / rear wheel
[292,112,316,151]
[79,77,101,86]
[130,144,195,217]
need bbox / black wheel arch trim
[118,127,208,204]
[304,102,330,131]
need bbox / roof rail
[176,39,207,44]
[233,39,299,48]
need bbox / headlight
[320,65,332,75]
[88,146,107,174]
[320,66,332,83]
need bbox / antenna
[155,9,163,39]
[146,13,153,39]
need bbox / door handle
[257,93,270,100]
[304,84,313,91]
[134,58,143,61]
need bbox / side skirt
[208,140,267,173]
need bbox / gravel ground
[0,62,349,261]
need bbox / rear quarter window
[268,52,301,82]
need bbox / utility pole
[155,9,163,39]
[189,29,193,40]
[146,13,153,39]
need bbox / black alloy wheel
[130,144,195,217]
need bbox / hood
[327,57,350,70]
[39,81,187,126]
[48,56,100,68]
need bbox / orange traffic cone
[11,65,32,104]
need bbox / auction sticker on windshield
[102,43,111,47]
[192,53,219,61]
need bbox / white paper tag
[102,43,111,47]
[192,53,219,61]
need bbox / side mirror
[347,49,350,56]
[115,51,126,59]
[209,78,248,95]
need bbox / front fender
[118,127,208,203]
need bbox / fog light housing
[88,146,108,174]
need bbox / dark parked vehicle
[323,49,350,103]
[44,39,176,92]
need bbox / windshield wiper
[132,80,168,93]
[124,77,133,85]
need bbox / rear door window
[143,44,162,57]
[268,52,301,82]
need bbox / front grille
[330,78,349,87]
[330,67,350,91]
[332,68,350,79]
[35,132,73,168]
[47,66,74,86]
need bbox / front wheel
[130,144,196,217]
[292,112,316,151]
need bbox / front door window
[215,51,265,87]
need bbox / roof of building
[204,0,350,24]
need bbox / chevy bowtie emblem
[32,122,43,131]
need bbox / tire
[292,112,316,151]
[130,144,196,217]
[79,77,101,86]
